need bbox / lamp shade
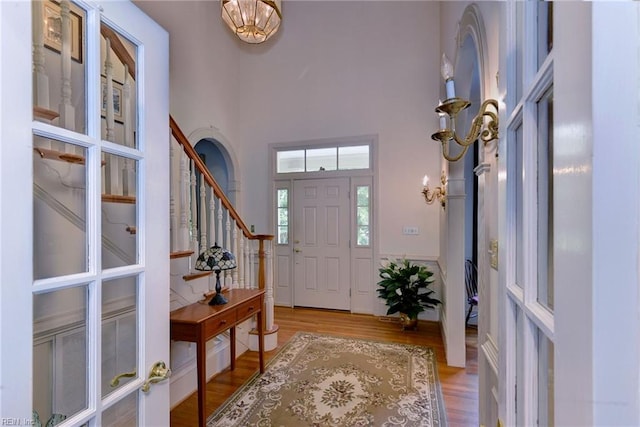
[221,0,282,44]
[195,244,237,271]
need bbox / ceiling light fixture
[221,0,282,44]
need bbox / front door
[0,1,169,425]
[293,178,350,310]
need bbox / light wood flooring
[170,306,478,426]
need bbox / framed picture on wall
[43,0,84,64]
[101,76,124,122]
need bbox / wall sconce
[422,171,446,208]
[431,53,499,162]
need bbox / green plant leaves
[377,258,441,319]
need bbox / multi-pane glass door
[504,1,555,425]
[30,1,170,425]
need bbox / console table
[170,288,265,427]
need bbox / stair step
[170,250,194,259]
[33,106,60,121]
[102,194,136,204]
[183,271,212,282]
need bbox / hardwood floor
[170,306,478,426]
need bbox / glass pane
[277,188,288,208]
[357,226,369,246]
[278,208,288,226]
[338,145,370,170]
[278,226,288,245]
[100,22,138,148]
[32,0,87,134]
[537,1,553,68]
[538,330,555,426]
[515,125,524,289]
[306,148,337,172]
[357,206,369,226]
[102,152,138,269]
[515,308,525,426]
[102,276,138,398]
[33,286,88,423]
[356,185,369,206]
[277,150,304,173]
[515,1,524,101]
[33,136,87,280]
[103,392,138,427]
[537,88,554,310]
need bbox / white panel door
[293,178,350,310]
[0,1,169,425]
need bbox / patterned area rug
[208,332,447,426]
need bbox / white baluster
[232,221,239,287]
[58,0,75,134]
[103,38,120,196]
[169,140,177,252]
[265,239,275,331]
[238,233,245,289]
[244,237,251,288]
[225,210,232,288]
[217,198,223,247]
[209,188,216,247]
[32,0,51,126]
[249,239,256,289]
[199,174,207,253]
[122,64,135,197]
[179,150,190,251]
[104,38,115,142]
[190,160,199,259]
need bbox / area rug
[208,332,447,426]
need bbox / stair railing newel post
[264,238,274,331]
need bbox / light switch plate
[402,226,419,235]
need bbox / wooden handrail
[101,25,136,79]
[169,115,271,243]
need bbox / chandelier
[221,0,282,44]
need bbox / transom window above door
[276,145,370,173]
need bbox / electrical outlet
[402,226,419,235]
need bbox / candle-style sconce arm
[432,98,499,162]
[422,171,447,209]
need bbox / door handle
[110,369,136,387]
[141,361,171,393]
[294,248,302,253]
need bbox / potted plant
[377,258,441,330]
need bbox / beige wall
[136,0,444,260]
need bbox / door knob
[294,248,302,253]
[141,361,171,393]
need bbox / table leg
[196,338,206,427]
[230,326,236,371]
[258,309,265,373]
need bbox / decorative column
[443,170,466,368]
